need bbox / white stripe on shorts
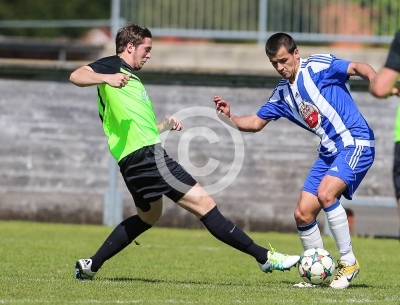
[348,145,363,169]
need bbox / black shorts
[119,144,197,212]
[393,142,400,199]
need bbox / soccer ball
[298,248,336,285]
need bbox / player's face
[268,46,300,83]
[129,37,152,71]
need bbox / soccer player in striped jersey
[214,32,378,289]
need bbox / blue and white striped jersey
[257,54,375,157]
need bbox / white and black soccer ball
[298,248,336,285]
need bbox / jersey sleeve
[88,56,122,74]
[323,55,350,85]
[256,87,285,121]
[384,29,400,72]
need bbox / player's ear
[293,48,300,60]
[126,42,135,54]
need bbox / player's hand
[105,73,131,88]
[159,116,182,133]
[213,96,231,117]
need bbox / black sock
[200,206,268,264]
[90,215,152,271]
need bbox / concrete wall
[130,41,390,76]
[1,78,398,236]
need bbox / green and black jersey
[88,56,161,162]
[385,29,400,143]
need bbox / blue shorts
[302,145,375,200]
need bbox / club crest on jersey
[299,100,322,131]
[141,90,149,102]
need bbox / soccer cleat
[258,244,300,273]
[329,259,360,289]
[75,258,97,280]
[293,282,318,288]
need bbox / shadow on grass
[281,280,371,289]
[102,277,263,286]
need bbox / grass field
[0,220,399,304]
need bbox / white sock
[297,219,324,250]
[324,201,355,265]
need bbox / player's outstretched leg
[199,204,300,273]
[329,259,360,289]
[258,244,300,273]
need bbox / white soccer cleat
[329,259,360,289]
[75,258,97,280]
[258,244,300,273]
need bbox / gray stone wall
[0,79,398,235]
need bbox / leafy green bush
[0,0,110,38]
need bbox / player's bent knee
[294,208,314,225]
[137,201,163,225]
[294,209,304,222]
[137,211,161,226]
[316,192,336,207]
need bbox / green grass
[0,220,398,304]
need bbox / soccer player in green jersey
[69,23,300,280]
[370,28,400,240]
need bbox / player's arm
[70,65,130,88]
[369,67,400,98]
[346,61,377,82]
[230,114,269,132]
[214,95,269,132]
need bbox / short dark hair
[115,23,152,54]
[265,32,297,56]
